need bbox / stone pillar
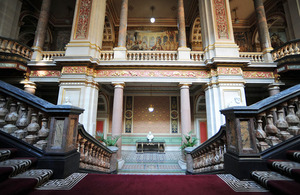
[177,0,191,60]
[65,0,106,58]
[198,0,239,59]
[22,81,36,94]
[114,0,128,60]
[57,68,99,135]
[31,0,51,61]
[253,0,273,62]
[179,83,192,141]
[268,83,281,96]
[0,0,22,39]
[111,82,125,168]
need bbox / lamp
[150,6,155,23]
[148,84,154,112]
[233,8,239,24]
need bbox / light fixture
[148,84,154,112]
[150,6,155,23]
[233,8,239,24]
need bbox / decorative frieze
[217,67,242,75]
[30,70,61,77]
[74,0,92,39]
[96,70,209,78]
[243,71,274,79]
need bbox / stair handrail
[0,80,84,178]
[220,83,300,179]
[77,124,118,173]
[185,125,226,174]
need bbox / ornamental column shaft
[180,84,192,141]
[33,0,51,50]
[111,83,124,161]
[117,0,128,47]
[253,0,272,52]
[178,0,187,48]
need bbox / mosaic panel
[125,96,133,133]
[170,96,179,133]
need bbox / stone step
[251,171,300,195]
[267,160,300,181]
[287,150,300,163]
[0,169,53,195]
[0,148,17,162]
[0,158,37,182]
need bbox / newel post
[221,108,262,179]
[39,106,84,179]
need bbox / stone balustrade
[239,52,264,63]
[99,51,114,61]
[41,51,65,61]
[190,51,204,61]
[272,39,300,61]
[0,36,32,60]
[185,126,226,174]
[77,124,118,173]
[127,50,177,61]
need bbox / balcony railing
[41,51,65,61]
[239,52,264,63]
[127,50,178,61]
[0,36,32,60]
[190,51,204,61]
[271,39,300,61]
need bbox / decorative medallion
[170,96,179,133]
[125,96,133,133]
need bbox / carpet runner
[30,174,270,195]
[251,150,300,195]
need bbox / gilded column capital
[112,82,125,88]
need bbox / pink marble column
[33,0,51,50]
[178,0,187,48]
[180,84,191,141]
[117,0,128,47]
[253,0,272,51]
[111,83,124,160]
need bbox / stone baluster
[276,104,293,141]
[3,103,18,134]
[255,113,269,151]
[265,113,281,146]
[0,96,8,128]
[286,101,300,135]
[295,97,300,119]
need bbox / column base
[177,47,191,61]
[113,47,127,60]
[31,47,42,61]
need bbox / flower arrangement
[96,132,120,146]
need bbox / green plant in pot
[96,132,120,146]
[180,131,198,151]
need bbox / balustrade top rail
[189,125,226,156]
[77,124,112,154]
[271,39,300,61]
[0,36,33,60]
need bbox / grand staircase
[0,148,52,195]
[252,150,300,195]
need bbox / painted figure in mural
[270,33,284,49]
[147,131,154,142]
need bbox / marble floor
[118,151,185,175]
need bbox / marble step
[251,171,300,195]
[286,150,300,163]
[0,148,17,162]
[267,160,300,181]
[0,158,37,182]
[0,169,53,195]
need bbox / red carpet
[30,174,271,195]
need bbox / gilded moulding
[217,67,242,75]
[243,71,274,79]
[95,70,210,78]
[30,70,61,77]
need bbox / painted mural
[126,30,179,51]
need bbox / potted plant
[96,132,120,147]
[180,131,198,161]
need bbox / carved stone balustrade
[77,124,118,174]
[127,51,178,61]
[41,51,65,61]
[220,84,300,179]
[0,36,33,60]
[0,80,84,178]
[239,52,264,63]
[272,39,300,61]
[185,126,226,174]
[99,51,114,61]
[190,51,204,61]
